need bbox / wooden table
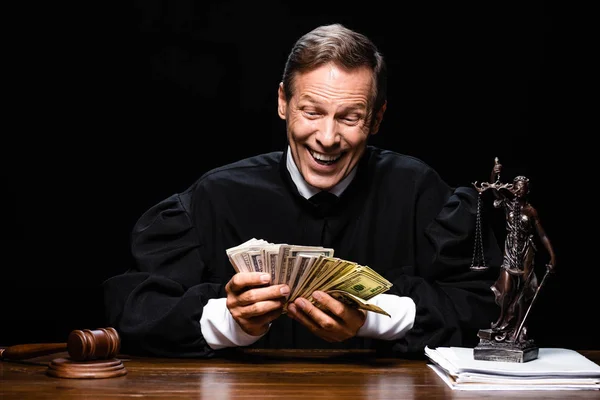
[1,349,599,399]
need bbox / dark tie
[308,191,338,216]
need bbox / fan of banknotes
[226,238,393,316]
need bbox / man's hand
[286,291,366,342]
[225,272,290,336]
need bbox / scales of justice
[470,157,557,363]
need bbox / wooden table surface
[1,349,599,399]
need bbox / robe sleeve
[103,190,224,358]
[389,171,503,355]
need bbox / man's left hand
[286,291,366,342]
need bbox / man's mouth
[309,149,343,165]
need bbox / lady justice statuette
[471,158,557,363]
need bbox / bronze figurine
[472,158,556,363]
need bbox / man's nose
[315,118,341,147]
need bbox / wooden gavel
[0,327,120,362]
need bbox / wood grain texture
[1,350,599,399]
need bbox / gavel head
[67,327,121,361]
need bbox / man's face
[278,63,385,191]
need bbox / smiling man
[280,62,385,192]
[103,24,502,358]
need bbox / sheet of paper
[425,346,600,391]
[425,346,600,377]
[428,364,600,391]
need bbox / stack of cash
[226,238,393,316]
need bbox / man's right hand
[225,272,290,336]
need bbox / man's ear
[277,83,287,120]
[370,101,387,135]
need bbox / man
[103,23,502,358]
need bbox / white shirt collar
[286,145,357,199]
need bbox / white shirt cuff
[356,294,416,340]
[199,297,266,350]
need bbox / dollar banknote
[226,238,392,316]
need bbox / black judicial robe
[103,146,502,358]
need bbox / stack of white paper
[425,346,600,391]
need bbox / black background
[2,1,595,349]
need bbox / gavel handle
[0,343,67,360]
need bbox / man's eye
[304,110,320,117]
[341,115,360,124]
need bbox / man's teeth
[310,150,341,163]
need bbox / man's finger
[233,298,286,319]
[226,272,271,294]
[287,302,323,331]
[287,303,340,342]
[238,308,284,336]
[294,298,338,331]
[235,284,290,306]
[311,291,346,318]
[311,291,365,327]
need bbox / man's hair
[281,23,387,117]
